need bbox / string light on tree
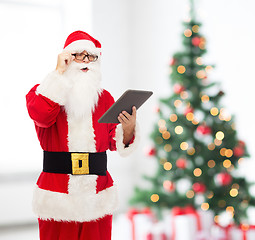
[225,149,233,158]
[193,168,202,177]
[201,203,209,211]
[199,37,206,49]
[187,147,195,155]
[170,114,178,122]
[151,194,159,202]
[216,131,224,140]
[201,94,210,102]
[186,190,195,199]
[208,143,216,151]
[192,25,200,33]
[163,162,172,171]
[196,57,203,65]
[226,206,235,214]
[205,65,213,72]
[214,139,222,146]
[174,100,182,108]
[207,191,214,199]
[223,159,232,169]
[208,160,216,168]
[184,29,192,37]
[180,142,189,150]
[162,131,171,140]
[220,148,227,156]
[159,126,167,133]
[186,112,194,121]
[164,144,172,152]
[175,126,184,134]
[131,0,252,225]
[210,107,219,116]
[230,188,239,197]
[180,91,189,100]
[177,65,186,74]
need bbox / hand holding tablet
[98,90,153,123]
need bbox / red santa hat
[63,30,101,55]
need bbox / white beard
[63,60,102,118]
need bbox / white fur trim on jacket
[33,175,118,222]
[36,70,72,105]
[64,40,101,56]
[115,122,140,157]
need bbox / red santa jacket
[26,71,139,222]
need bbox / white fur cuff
[33,183,119,222]
[36,70,72,105]
[115,122,140,157]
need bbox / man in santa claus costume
[26,30,139,240]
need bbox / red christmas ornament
[192,37,201,47]
[196,124,212,135]
[184,107,194,116]
[216,173,232,186]
[161,233,167,240]
[238,140,245,147]
[192,182,206,193]
[233,146,245,157]
[173,83,186,94]
[146,233,153,240]
[145,147,157,156]
[163,180,175,192]
[154,106,160,113]
[170,58,177,66]
[176,158,187,169]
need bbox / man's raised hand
[56,51,75,74]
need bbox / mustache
[70,61,98,70]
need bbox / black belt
[43,151,107,176]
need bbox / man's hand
[118,106,136,146]
[56,51,75,74]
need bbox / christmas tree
[130,0,254,224]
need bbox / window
[0,0,92,173]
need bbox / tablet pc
[98,89,153,123]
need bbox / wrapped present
[145,232,168,240]
[171,206,213,240]
[127,208,155,240]
[145,220,170,240]
[211,223,255,240]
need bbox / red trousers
[38,215,112,240]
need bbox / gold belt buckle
[71,153,89,175]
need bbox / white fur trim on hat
[36,70,72,105]
[33,175,118,222]
[64,39,101,55]
[115,122,140,157]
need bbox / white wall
[1,0,254,226]
[92,0,255,212]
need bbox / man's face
[72,50,99,73]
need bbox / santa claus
[26,31,139,240]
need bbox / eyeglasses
[72,53,98,62]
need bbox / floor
[0,224,39,240]
[0,222,123,240]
